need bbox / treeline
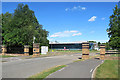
[1,4,49,51]
[107,4,120,51]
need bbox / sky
[2,2,119,43]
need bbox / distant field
[49,49,99,53]
[0,55,16,58]
[109,54,119,57]
[95,60,118,78]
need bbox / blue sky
[2,2,118,43]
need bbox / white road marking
[58,67,65,71]
[90,69,93,73]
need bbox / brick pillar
[82,42,89,59]
[24,45,29,56]
[33,43,40,56]
[1,45,7,55]
[100,44,105,60]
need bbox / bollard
[24,45,29,56]
[33,43,40,56]
[1,45,7,55]
[82,42,89,59]
[100,44,105,60]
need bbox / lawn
[28,65,66,80]
[0,55,16,58]
[49,49,99,53]
[109,54,119,57]
[95,60,118,79]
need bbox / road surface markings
[91,60,104,78]
[90,69,93,73]
[58,67,65,71]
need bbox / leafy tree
[2,4,49,48]
[88,41,96,43]
[107,4,120,51]
[98,42,101,48]
[105,42,110,50]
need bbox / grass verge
[109,54,119,57]
[95,60,118,78]
[0,55,16,58]
[28,65,66,80]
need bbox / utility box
[41,46,48,54]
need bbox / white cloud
[101,17,105,20]
[70,30,78,33]
[50,30,82,37]
[88,16,97,22]
[88,40,108,43]
[65,6,86,11]
[81,7,86,10]
[73,6,77,10]
[72,33,82,36]
[90,31,95,33]
[65,8,69,11]
[96,40,109,43]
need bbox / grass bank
[28,65,66,80]
[109,54,119,57]
[0,55,16,58]
[95,60,118,78]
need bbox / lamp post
[33,36,36,43]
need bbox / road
[2,54,81,78]
[47,59,103,78]
[2,53,99,78]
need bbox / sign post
[41,46,48,54]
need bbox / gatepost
[100,44,105,60]
[82,42,89,59]
[33,43,40,56]
[1,45,7,55]
[24,45,29,56]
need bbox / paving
[2,54,81,78]
[1,53,99,78]
[46,58,103,78]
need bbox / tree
[98,42,101,48]
[0,14,2,45]
[88,41,96,43]
[105,42,110,50]
[107,3,120,51]
[2,4,49,48]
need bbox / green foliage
[105,42,110,50]
[107,4,120,51]
[95,60,118,78]
[98,42,101,48]
[29,65,66,79]
[88,41,96,43]
[2,4,49,47]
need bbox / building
[49,41,96,50]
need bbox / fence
[105,50,119,54]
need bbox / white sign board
[41,46,48,54]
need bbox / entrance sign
[41,46,48,54]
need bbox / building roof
[49,41,88,44]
